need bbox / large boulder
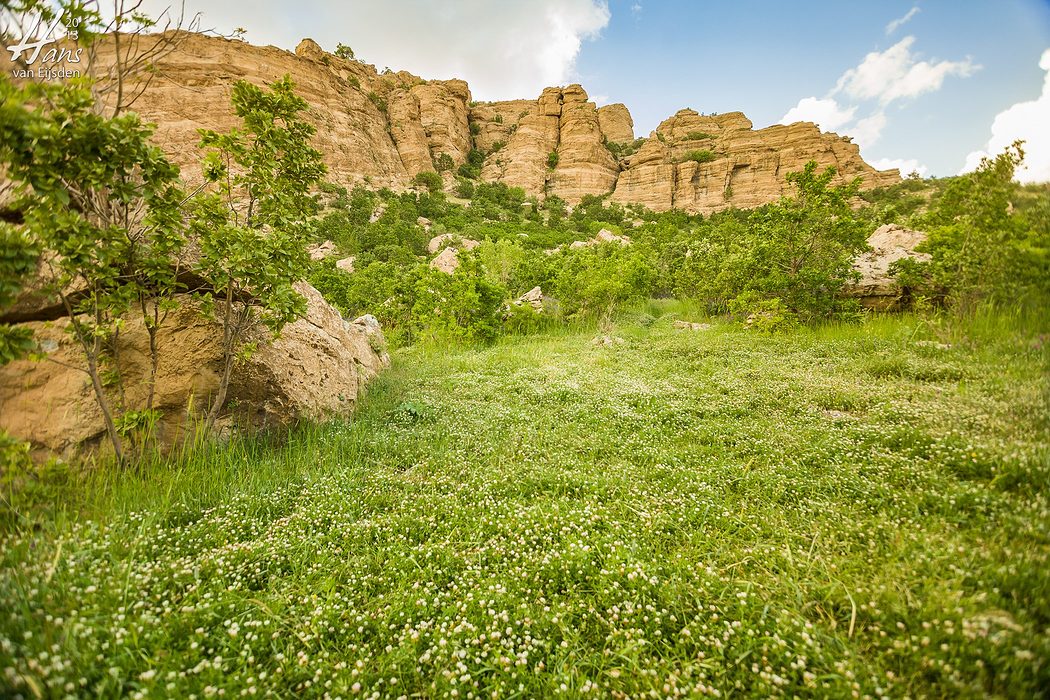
[848,224,930,309]
[0,283,389,459]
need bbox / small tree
[193,76,326,435]
[909,142,1049,312]
[334,42,355,60]
[742,162,866,320]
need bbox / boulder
[335,256,356,273]
[515,286,545,311]
[429,246,461,274]
[308,240,338,260]
[0,283,389,459]
[566,228,632,251]
[847,224,930,309]
[427,233,479,254]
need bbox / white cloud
[835,36,977,104]
[779,34,977,170]
[780,96,856,131]
[885,6,920,35]
[870,157,928,177]
[140,0,610,101]
[849,111,888,150]
[962,48,1050,183]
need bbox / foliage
[454,178,475,199]
[433,152,454,172]
[604,137,646,159]
[683,131,714,141]
[904,142,1050,312]
[737,163,866,320]
[682,149,717,164]
[194,75,326,433]
[412,170,443,193]
[334,42,354,60]
[366,91,387,113]
[546,151,559,169]
[0,76,186,462]
[0,224,38,364]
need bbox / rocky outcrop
[429,246,462,274]
[388,80,473,176]
[2,31,899,213]
[0,283,388,459]
[597,104,635,144]
[552,86,619,203]
[610,109,900,213]
[477,85,619,203]
[847,224,930,309]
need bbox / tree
[193,76,327,435]
[0,78,187,463]
[908,142,1049,312]
[742,162,866,320]
[334,43,355,60]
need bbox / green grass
[2,310,1049,698]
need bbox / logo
[6,12,84,80]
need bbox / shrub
[412,171,444,193]
[334,43,354,60]
[434,152,454,172]
[684,131,714,141]
[547,151,559,169]
[455,179,475,199]
[682,149,717,164]
[367,91,387,113]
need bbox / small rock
[308,240,337,261]
[335,256,356,273]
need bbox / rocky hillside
[9,31,900,212]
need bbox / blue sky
[134,0,1050,180]
[574,0,1050,177]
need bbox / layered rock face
[597,104,635,144]
[609,109,900,212]
[478,85,619,203]
[0,284,389,458]
[1,31,898,210]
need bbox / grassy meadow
[2,306,1048,698]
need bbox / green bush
[682,149,717,164]
[546,151,559,169]
[412,171,444,193]
[455,179,475,199]
[683,131,714,141]
[434,153,454,172]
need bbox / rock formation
[1,31,900,213]
[597,104,635,145]
[848,224,930,309]
[0,283,389,459]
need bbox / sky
[134,0,1050,181]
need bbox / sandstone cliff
[2,31,899,212]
